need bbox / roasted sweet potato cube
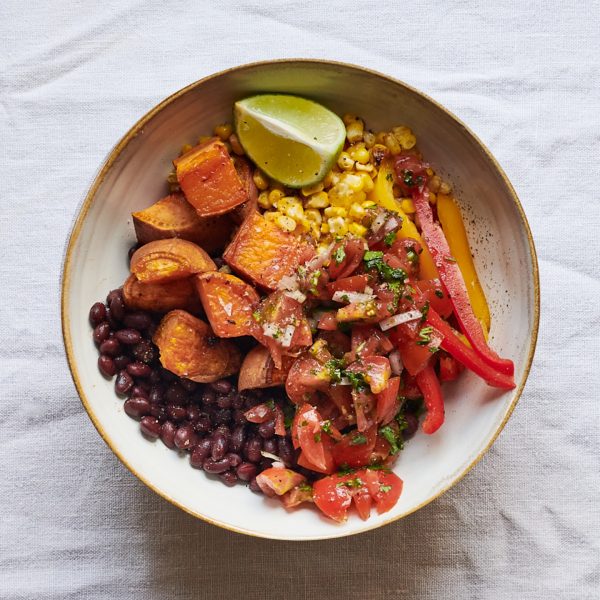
[230,156,258,224]
[223,211,313,291]
[238,345,294,391]
[174,139,247,217]
[195,271,260,338]
[122,274,199,312]
[130,238,216,284]
[153,310,241,383]
[132,193,234,253]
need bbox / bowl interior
[63,61,538,540]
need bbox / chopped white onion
[379,310,422,331]
[280,324,296,348]
[262,323,279,338]
[332,290,376,304]
[284,289,306,303]
[277,274,299,291]
[389,350,403,375]
[260,450,283,462]
[371,211,387,233]
[338,377,352,386]
[383,215,400,233]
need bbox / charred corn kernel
[363,130,376,148]
[355,162,375,172]
[343,173,364,192]
[328,187,351,208]
[297,218,311,233]
[214,123,233,141]
[401,198,416,214]
[327,216,349,236]
[359,172,374,193]
[426,168,434,177]
[349,202,366,220]
[301,181,324,196]
[276,195,302,212]
[310,223,321,240]
[393,126,417,150]
[275,214,297,232]
[346,120,364,143]
[305,209,322,224]
[305,191,330,209]
[439,181,452,195]
[349,222,368,237]
[375,131,387,144]
[348,143,370,164]
[258,191,271,209]
[268,189,284,204]
[343,113,359,125]
[263,211,279,222]
[180,143,193,155]
[253,170,269,190]
[324,206,347,218]
[337,152,355,171]
[429,175,441,193]
[362,199,377,209]
[287,204,305,221]
[429,192,437,205]
[198,135,212,145]
[322,171,335,188]
[320,223,330,234]
[229,134,244,155]
[384,133,402,155]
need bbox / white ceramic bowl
[62,60,539,540]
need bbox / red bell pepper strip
[415,365,445,434]
[426,308,515,389]
[411,188,514,376]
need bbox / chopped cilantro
[252,310,262,323]
[337,464,354,476]
[337,477,363,488]
[349,433,368,446]
[367,463,391,472]
[313,432,322,443]
[309,270,322,294]
[265,399,275,410]
[435,289,444,298]
[406,248,419,265]
[321,420,333,435]
[379,484,392,493]
[363,250,406,283]
[420,301,430,322]
[298,482,313,493]
[396,413,408,431]
[324,358,345,384]
[384,231,397,246]
[402,170,424,188]
[346,370,367,391]
[379,424,404,454]
[385,172,394,182]
[333,246,346,264]
[416,326,434,346]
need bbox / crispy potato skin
[223,211,312,291]
[132,193,234,253]
[237,345,294,391]
[195,271,260,338]
[130,239,216,284]
[153,310,241,383]
[122,274,199,312]
[174,139,247,217]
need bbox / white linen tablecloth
[1,1,599,598]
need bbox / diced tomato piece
[336,300,378,323]
[415,279,453,318]
[255,467,306,497]
[401,371,422,399]
[243,402,274,423]
[281,485,314,508]
[415,365,445,434]
[352,486,373,521]
[439,354,463,382]
[351,388,375,432]
[328,238,367,280]
[375,376,401,425]
[273,405,286,436]
[317,330,351,358]
[362,469,404,514]
[312,474,353,522]
[317,311,338,331]
[370,434,392,463]
[331,426,377,468]
[327,274,370,295]
[326,385,355,423]
[346,356,391,394]
[389,321,435,376]
[285,358,328,405]
[389,238,423,278]
[293,404,335,473]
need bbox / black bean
[258,420,275,439]
[89,302,107,327]
[219,470,238,486]
[93,322,111,345]
[113,354,131,370]
[203,458,230,474]
[149,370,161,384]
[160,421,177,449]
[126,361,152,378]
[174,424,198,450]
[244,437,262,463]
[149,385,164,404]
[165,383,188,405]
[166,404,187,422]
[106,308,120,330]
[210,379,232,394]
[109,295,126,321]
[214,408,231,425]
[277,438,294,466]
[212,257,225,269]
[140,416,161,438]
[230,425,246,453]
[98,355,116,377]
[231,409,245,425]
[216,394,232,409]
[159,367,177,383]
[149,403,167,421]
[259,458,273,472]
[201,388,216,406]
[186,405,200,423]
[248,477,262,493]
[130,384,149,399]
[226,453,242,468]
[132,340,157,364]
[99,338,121,357]
[231,394,244,410]
[194,412,212,434]
[123,311,152,331]
[403,413,419,439]
[180,379,198,393]
[115,370,134,395]
[124,397,151,420]
[190,438,212,468]
[237,462,257,482]
[115,328,142,345]
[106,288,124,306]
[263,438,278,455]
[211,431,229,461]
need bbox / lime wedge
[234,94,346,188]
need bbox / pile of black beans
[89,288,297,491]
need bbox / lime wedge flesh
[234,94,346,188]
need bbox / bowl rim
[61,58,540,540]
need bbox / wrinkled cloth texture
[1,1,599,598]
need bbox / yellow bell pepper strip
[412,187,514,376]
[368,159,438,279]
[436,193,491,334]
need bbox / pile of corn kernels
[170,116,452,253]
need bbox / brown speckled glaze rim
[61,58,540,541]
